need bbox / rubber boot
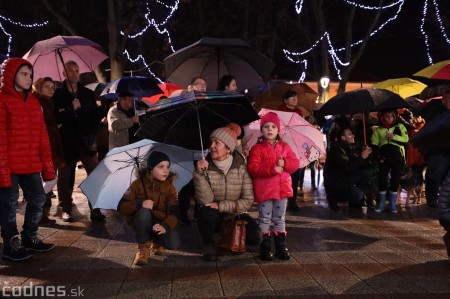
[259,233,273,261]
[374,191,387,212]
[273,232,290,260]
[389,192,398,213]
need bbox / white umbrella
[79,139,194,210]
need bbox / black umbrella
[410,110,450,148]
[318,88,412,144]
[135,91,260,151]
[164,37,275,91]
[100,76,162,99]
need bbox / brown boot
[151,241,165,255]
[135,242,151,265]
[39,208,56,227]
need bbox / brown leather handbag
[218,201,247,253]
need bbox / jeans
[134,208,181,249]
[197,205,262,246]
[0,173,46,241]
[425,153,450,206]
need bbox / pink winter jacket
[247,140,299,203]
[0,58,55,188]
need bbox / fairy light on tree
[0,14,48,56]
[123,49,164,83]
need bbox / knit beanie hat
[210,123,241,153]
[260,112,281,131]
[147,151,170,170]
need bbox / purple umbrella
[22,35,108,82]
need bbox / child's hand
[275,166,284,173]
[152,224,166,235]
[277,157,285,168]
[142,199,154,210]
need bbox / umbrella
[410,110,450,149]
[414,59,450,81]
[252,82,319,114]
[100,76,162,99]
[84,82,108,98]
[164,37,275,91]
[372,78,427,99]
[318,88,412,144]
[79,139,195,210]
[242,109,326,168]
[135,91,260,151]
[22,35,108,82]
[141,82,184,104]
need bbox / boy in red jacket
[247,112,300,261]
[0,58,55,262]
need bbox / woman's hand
[142,199,154,210]
[152,223,166,235]
[196,159,209,172]
[205,202,219,210]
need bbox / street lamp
[320,76,330,103]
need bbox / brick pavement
[1,167,450,298]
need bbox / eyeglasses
[193,82,207,87]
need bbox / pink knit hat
[260,112,281,130]
[210,123,241,152]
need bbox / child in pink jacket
[247,112,300,261]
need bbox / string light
[420,0,432,64]
[123,50,164,83]
[0,14,48,56]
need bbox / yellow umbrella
[373,78,427,99]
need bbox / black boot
[273,232,290,260]
[259,233,273,261]
[287,198,300,211]
[40,192,56,227]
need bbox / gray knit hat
[210,123,241,153]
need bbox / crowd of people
[1,56,449,264]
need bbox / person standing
[107,91,140,150]
[0,58,55,261]
[32,77,65,226]
[278,90,305,211]
[371,110,409,213]
[53,60,104,222]
[247,112,300,261]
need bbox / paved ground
[1,167,450,299]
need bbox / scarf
[212,155,233,175]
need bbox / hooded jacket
[0,58,55,188]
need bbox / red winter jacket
[247,139,299,203]
[0,58,55,188]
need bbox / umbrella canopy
[84,82,108,98]
[243,109,326,168]
[252,82,318,115]
[23,35,108,82]
[136,91,260,151]
[414,59,450,80]
[142,82,184,104]
[79,140,195,210]
[410,110,450,148]
[318,88,412,116]
[100,76,162,99]
[164,37,275,91]
[372,78,427,99]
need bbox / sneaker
[21,234,55,252]
[62,212,73,222]
[2,236,32,262]
[90,208,106,221]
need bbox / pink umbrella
[243,108,326,168]
[23,35,108,82]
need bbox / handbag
[217,201,247,253]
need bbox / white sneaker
[62,212,73,222]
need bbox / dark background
[0,0,449,83]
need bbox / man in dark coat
[324,128,372,210]
[53,60,104,222]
